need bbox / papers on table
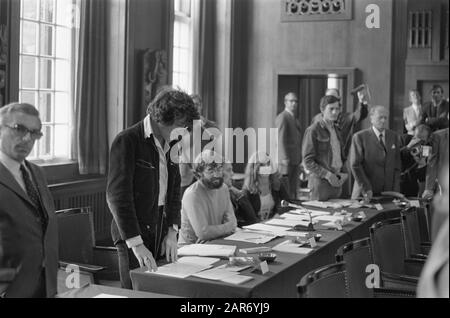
[192,268,254,285]
[243,223,289,236]
[224,230,278,244]
[146,262,212,279]
[266,218,314,228]
[313,215,346,222]
[177,256,220,267]
[215,264,252,272]
[281,209,331,217]
[302,200,349,210]
[272,240,313,255]
[93,293,127,298]
[178,244,237,258]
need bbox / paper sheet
[220,275,254,285]
[266,218,312,228]
[191,268,238,281]
[313,215,346,222]
[215,264,252,272]
[146,262,211,279]
[224,230,278,244]
[178,244,237,258]
[93,294,128,298]
[272,240,313,255]
[177,256,220,267]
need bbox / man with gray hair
[179,150,237,244]
[350,105,402,202]
[0,103,58,297]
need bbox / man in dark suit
[107,87,199,289]
[275,92,302,199]
[0,103,58,298]
[350,105,402,201]
[421,85,449,131]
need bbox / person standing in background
[275,92,302,199]
[403,89,423,136]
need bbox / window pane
[56,26,71,58]
[40,0,54,23]
[181,0,191,17]
[39,92,53,123]
[178,74,189,92]
[55,60,70,91]
[21,56,37,89]
[39,125,52,157]
[55,92,69,123]
[179,48,189,73]
[22,0,38,20]
[21,21,38,54]
[172,73,180,88]
[39,58,53,89]
[40,24,54,56]
[173,47,180,72]
[173,21,181,47]
[54,125,69,157]
[20,91,36,105]
[180,24,190,48]
[56,0,74,26]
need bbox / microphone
[281,200,315,231]
[281,200,306,210]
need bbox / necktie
[20,165,48,230]
[379,133,386,153]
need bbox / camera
[410,144,431,158]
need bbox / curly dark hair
[146,86,200,127]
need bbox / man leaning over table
[179,150,237,244]
[107,87,199,289]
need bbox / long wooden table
[130,202,401,298]
[57,283,179,298]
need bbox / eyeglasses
[3,123,43,140]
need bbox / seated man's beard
[204,177,224,189]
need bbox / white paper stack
[191,268,254,285]
[146,262,212,278]
[178,244,237,258]
[224,230,278,244]
[272,240,313,255]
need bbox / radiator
[49,178,112,244]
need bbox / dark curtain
[72,0,108,175]
[192,0,216,120]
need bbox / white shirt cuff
[125,235,144,248]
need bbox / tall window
[172,0,194,93]
[19,0,79,161]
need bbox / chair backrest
[297,262,349,298]
[400,207,422,256]
[56,207,95,264]
[370,218,406,275]
[336,238,374,298]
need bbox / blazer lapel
[369,129,385,153]
[0,161,35,207]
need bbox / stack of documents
[265,218,313,228]
[272,240,313,255]
[192,268,254,285]
[178,244,237,258]
[224,230,278,244]
[147,262,212,278]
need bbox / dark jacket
[312,102,368,156]
[350,128,402,197]
[0,161,58,298]
[240,184,290,222]
[275,110,302,166]
[106,120,181,256]
[421,100,449,131]
[302,120,346,179]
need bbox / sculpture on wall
[143,49,168,106]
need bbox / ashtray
[352,216,364,222]
[314,234,322,242]
[258,252,277,263]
